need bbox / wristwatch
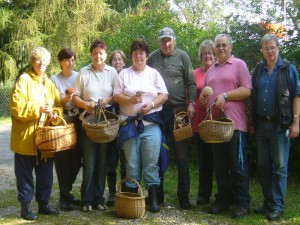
[189,100,195,106]
[222,93,228,101]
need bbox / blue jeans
[212,131,250,208]
[123,124,161,189]
[80,131,108,205]
[194,133,213,200]
[255,120,290,211]
[163,109,190,200]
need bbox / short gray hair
[30,46,51,65]
[215,34,232,45]
[198,39,215,59]
[261,33,279,47]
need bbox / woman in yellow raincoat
[10,46,62,220]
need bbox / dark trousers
[54,114,82,201]
[194,133,213,200]
[54,147,81,201]
[15,153,54,204]
[106,139,126,179]
[163,108,190,199]
[212,131,250,208]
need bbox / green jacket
[147,47,196,108]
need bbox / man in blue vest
[251,33,300,221]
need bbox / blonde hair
[30,46,51,65]
[198,40,215,60]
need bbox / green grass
[0,165,300,224]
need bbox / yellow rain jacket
[10,70,63,157]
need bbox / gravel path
[0,123,14,190]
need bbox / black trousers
[15,153,54,204]
[54,115,82,201]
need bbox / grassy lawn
[0,164,300,225]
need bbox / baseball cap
[159,27,176,39]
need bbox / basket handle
[45,115,68,126]
[204,102,228,121]
[174,111,190,129]
[117,177,144,197]
[96,99,110,125]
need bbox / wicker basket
[82,109,119,143]
[198,103,234,143]
[173,111,193,142]
[115,178,145,219]
[35,116,77,152]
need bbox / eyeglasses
[215,43,230,49]
[262,46,278,52]
[112,58,123,62]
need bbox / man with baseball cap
[148,27,196,209]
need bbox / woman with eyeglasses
[10,46,62,220]
[105,50,127,206]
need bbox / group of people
[9,26,300,222]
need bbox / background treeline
[0,0,300,176]
[0,0,299,83]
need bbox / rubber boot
[38,202,59,215]
[21,202,38,220]
[148,185,160,213]
[106,172,117,206]
[158,175,165,205]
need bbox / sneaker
[196,196,209,205]
[208,202,229,214]
[60,201,75,211]
[253,206,271,215]
[95,204,108,211]
[266,209,283,221]
[106,195,115,206]
[82,205,92,212]
[179,197,191,210]
[232,207,250,218]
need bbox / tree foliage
[98,0,219,67]
[0,0,111,84]
[0,0,299,85]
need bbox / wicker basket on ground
[115,178,145,219]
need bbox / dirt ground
[0,123,14,190]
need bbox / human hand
[214,94,226,110]
[187,103,195,119]
[85,101,95,114]
[40,104,53,113]
[131,93,143,104]
[140,102,153,114]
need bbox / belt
[259,116,277,122]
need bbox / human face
[60,56,75,74]
[132,49,147,71]
[111,52,125,73]
[262,39,279,64]
[32,57,49,76]
[215,36,232,64]
[159,37,176,56]
[91,47,107,67]
[201,48,215,70]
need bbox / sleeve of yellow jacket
[10,72,63,156]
